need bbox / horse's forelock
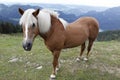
[19,9,37,27]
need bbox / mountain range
[0,3,120,31]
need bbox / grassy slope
[0,34,120,80]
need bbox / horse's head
[18,8,40,51]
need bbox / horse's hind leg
[84,39,94,61]
[80,42,86,58]
[76,42,86,61]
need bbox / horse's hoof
[56,67,59,71]
[76,57,80,62]
[50,74,56,79]
[83,57,88,61]
[76,57,83,62]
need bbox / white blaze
[25,24,28,41]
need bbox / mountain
[31,3,107,16]
[79,6,120,30]
[0,3,120,31]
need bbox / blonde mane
[41,9,59,18]
[38,9,68,33]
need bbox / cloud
[0,0,120,7]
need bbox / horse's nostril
[27,43,31,47]
[23,42,32,51]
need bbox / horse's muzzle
[23,42,32,51]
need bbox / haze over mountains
[0,3,120,31]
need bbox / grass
[0,34,120,80]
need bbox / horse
[18,8,99,79]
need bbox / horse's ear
[32,9,40,17]
[18,8,24,15]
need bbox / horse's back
[69,17,99,39]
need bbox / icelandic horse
[18,8,99,79]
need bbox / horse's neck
[39,15,65,41]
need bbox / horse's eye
[32,23,35,28]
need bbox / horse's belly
[64,42,82,48]
[64,35,88,48]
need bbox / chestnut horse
[18,8,99,79]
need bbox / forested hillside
[0,21,21,34]
[98,30,120,41]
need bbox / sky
[0,0,120,7]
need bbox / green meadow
[0,34,120,80]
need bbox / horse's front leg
[50,50,60,79]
